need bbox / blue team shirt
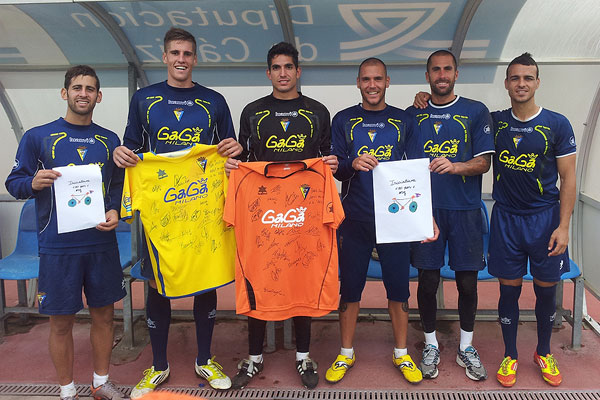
[124,81,236,154]
[406,96,494,210]
[332,104,416,222]
[492,107,576,212]
[5,118,123,254]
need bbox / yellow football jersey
[121,144,235,298]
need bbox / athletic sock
[498,284,521,359]
[146,286,171,371]
[340,347,354,358]
[424,331,438,348]
[249,354,263,363]
[534,283,557,356]
[296,351,309,362]
[394,347,408,358]
[60,381,77,399]
[194,290,217,364]
[459,329,473,351]
[92,372,108,388]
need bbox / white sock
[60,382,77,399]
[460,329,473,351]
[296,351,309,361]
[424,331,438,348]
[340,347,354,358]
[394,347,408,358]
[92,372,108,388]
[249,354,263,363]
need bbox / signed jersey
[239,93,331,162]
[492,107,576,212]
[5,118,123,255]
[121,144,235,298]
[223,158,344,320]
[332,104,416,222]
[406,96,494,210]
[123,81,236,154]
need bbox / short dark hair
[507,52,539,78]
[164,27,196,54]
[358,57,387,77]
[64,65,100,90]
[267,42,298,69]
[426,49,457,71]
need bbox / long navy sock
[498,284,521,359]
[248,317,266,356]
[293,316,312,353]
[534,283,557,356]
[194,290,217,364]
[146,286,171,370]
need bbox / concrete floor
[1,280,599,398]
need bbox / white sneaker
[195,356,232,390]
[130,365,170,399]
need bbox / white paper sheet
[53,164,105,234]
[373,158,433,243]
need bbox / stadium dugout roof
[0,0,599,138]
[0,0,599,139]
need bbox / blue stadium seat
[115,220,132,269]
[523,259,581,281]
[0,200,39,337]
[0,199,38,282]
[129,259,147,280]
[367,255,419,280]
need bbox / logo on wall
[338,3,489,60]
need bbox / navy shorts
[488,203,570,282]
[411,208,485,271]
[38,247,126,315]
[338,219,410,303]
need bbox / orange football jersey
[223,158,344,320]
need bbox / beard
[431,79,455,97]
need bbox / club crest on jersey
[280,118,290,132]
[77,146,87,161]
[196,157,207,172]
[367,129,377,142]
[157,169,168,179]
[513,135,523,148]
[300,184,310,199]
[434,121,443,134]
[258,185,267,195]
[174,108,184,122]
[37,292,47,305]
